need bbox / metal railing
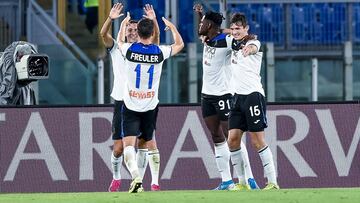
[27,0,96,104]
[0,0,21,50]
[27,0,96,72]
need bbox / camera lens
[28,56,49,77]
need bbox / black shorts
[121,104,158,141]
[112,100,124,140]
[229,92,268,132]
[201,93,232,121]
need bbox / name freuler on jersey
[129,52,160,63]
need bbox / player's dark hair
[129,19,138,24]
[137,18,154,39]
[230,12,247,27]
[204,11,224,27]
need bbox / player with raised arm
[100,3,162,192]
[132,4,162,192]
[193,4,258,190]
[227,13,279,190]
[118,10,184,193]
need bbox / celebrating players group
[100,3,279,193]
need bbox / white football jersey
[120,42,171,112]
[201,33,233,96]
[109,40,126,101]
[230,39,265,96]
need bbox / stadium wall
[0,103,359,192]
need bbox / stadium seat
[122,1,357,45]
[249,4,284,45]
[353,3,360,42]
[319,3,346,44]
[178,1,195,43]
[230,3,252,17]
[291,4,308,44]
[354,22,360,42]
[249,21,261,36]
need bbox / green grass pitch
[1,188,359,203]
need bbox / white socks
[124,146,140,179]
[111,152,123,180]
[230,149,245,184]
[148,149,160,185]
[258,146,277,185]
[240,141,255,181]
[136,149,149,179]
[135,148,161,186]
[214,142,232,182]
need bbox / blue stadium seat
[229,3,252,17]
[125,0,167,43]
[320,3,346,44]
[125,1,354,45]
[355,23,360,42]
[178,0,195,43]
[254,4,284,45]
[309,21,323,44]
[282,2,346,45]
[353,3,360,42]
[307,4,324,44]
[259,4,273,23]
[249,21,261,36]
[209,3,219,12]
[291,4,308,44]
[271,4,285,44]
[257,4,272,42]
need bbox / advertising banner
[0,103,359,192]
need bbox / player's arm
[242,40,260,57]
[162,17,184,56]
[117,12,131,47]
[100,3,124,48]
[143,4,160,45]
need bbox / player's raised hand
[109,3,124,20]
[123,12,131,25]
[193,3,203,13]
[162,17,174,31]
[143,4,156,20]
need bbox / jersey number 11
[135,64,154,89]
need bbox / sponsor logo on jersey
[204,45,216,59]
[129,90,155,99]
[232,50,239,57]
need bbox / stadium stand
[1,0,359,103]
[354,2,360,42]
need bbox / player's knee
[250,139,262,151]
[227,136,239,150]
[113,148,123,157]
[212,134,225,144]
[113,143,123,157]
[137,140,147,149]
[147,140,157,150]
